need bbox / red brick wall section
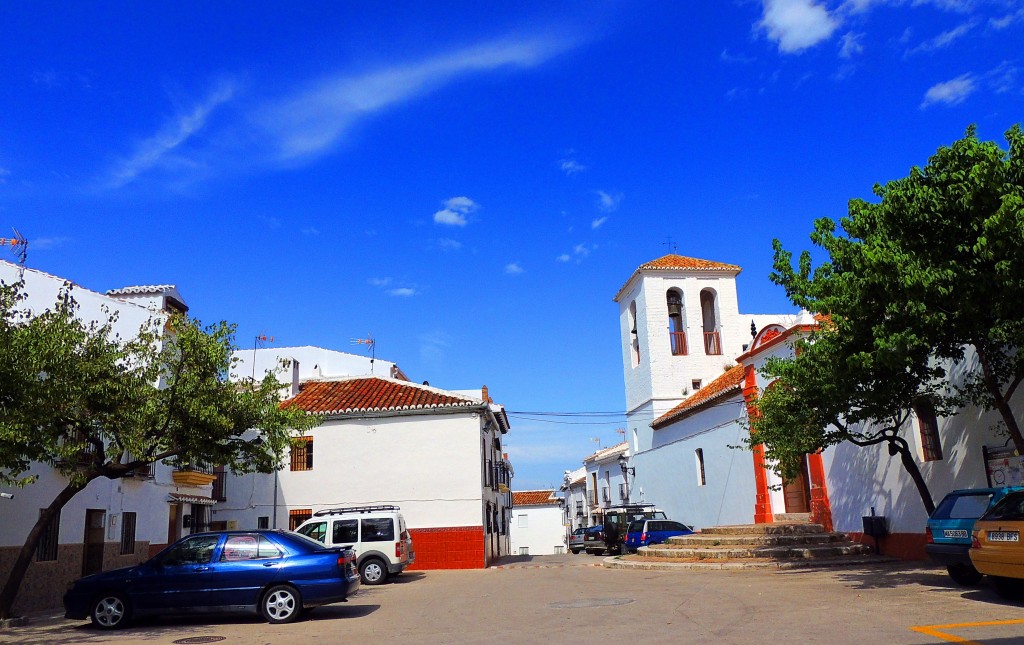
[407,526,485,570]
[849,532,927,560]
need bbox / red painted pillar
[806,452,833,531]
[743,365,773,524]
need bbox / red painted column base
[744,365,774,524]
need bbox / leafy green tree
[0,280,319,619]
[750,125,1024,515]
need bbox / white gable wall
[510,504,565,555]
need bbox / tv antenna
[590,437,602,450]
[662,236,677,255]
[252,332,275,380]
[1,228,28,267]
[351,334,376,374]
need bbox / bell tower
[614,254,746,451]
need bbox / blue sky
[2,1,1021,489]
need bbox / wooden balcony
[704,331,722,355]
[669,331,688,356]
[171,463,217,487]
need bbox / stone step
[668,532,848,547]
[639,542,872,560]
[698,523,827,536]
[774,513,811,523]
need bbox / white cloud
[920,74,976,107]
[839,32,864,58]
[388,287,417,297]
[596,190,622,212]
[559,159,587,175]
[301,226,320,236]
[591,216,609,229]
[556,253,571,262]
[434,195,478,226]
[259,36,577,162]
[257,215,281,229]
[574,243,593,257]
[906,20,976,55]
[419,330,450,363]
[368,277,393,287]
[109,81,236,187]
[31,236,70,251]
[990,9,1024,29]
[759,0,840,53]
[437,237,463,250]
[720,49,756,64]
[0,167,8,184]
[505,262,524,275]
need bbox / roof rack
[313,505,401,517]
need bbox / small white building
[510,491,565,556]
[0,262,220,614]
[582,443,629,527]
[215,374,513,569]
[561,467,588,533]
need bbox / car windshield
[283,530,333,551]
[932,493,994,520]
[627,520,645,532]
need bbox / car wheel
[991,576,1024,600]
[90,592,131,630]
[946,563,983,586]
[570,548,581,554]
[261,585,301,624]
[360,558,388,585]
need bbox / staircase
[608,523,879,570]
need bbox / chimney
[290,359,301,397]
[482,385,492,403]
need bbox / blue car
[64,530,360,629]
[926,487,1024,585]
[624,519,693,552]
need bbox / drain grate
[172,637,226,644]
[550,598,634,609]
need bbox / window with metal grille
[35,509,60,562]
[915,398,943,462]
[212,465,227,501]
[695,448,707,486]
[290,437,313,471]
[258,516,270,529]
[289,509,312,531]
[120,512,137,555]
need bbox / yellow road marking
[910,619,1024,644]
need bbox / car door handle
[263,562,278,567]
[194,566,211,572]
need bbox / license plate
[943,529,969,539]
[988,531,1020,542]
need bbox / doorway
[167,503,182,544]
[82,509,105,577]
[782,457,811,514]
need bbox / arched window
[700,289,721,355]
[666,289,687,356]
[695,448,706,486]
[628,300,641,367]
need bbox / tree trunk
[0,480,89,619]
[892,438,935,516]
[977,348,1024,454]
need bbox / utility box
[862,515,888,538]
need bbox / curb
[601,555,898,571]
[490,563,605,570]
[0,616,30,629]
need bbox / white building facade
[510,491,565,556]
[0,262,221,614]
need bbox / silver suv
[295,505,414,585]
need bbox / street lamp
[617,454,635,503]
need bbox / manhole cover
[550,598,635,609]
[172,638,226,644]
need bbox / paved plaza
[3,554,1024,644]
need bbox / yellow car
[970,490,1024,598]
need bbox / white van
[295,505,414,585]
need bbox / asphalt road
[4,554,1024,644]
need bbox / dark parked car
[583,525,606,555]
[64,530,360,629]
[624,519,693,552]
[926,487,1023,585]
[602,504,667,555]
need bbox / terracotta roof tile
[652,365,745,429]
[637,254,742,272]
[285,377,479,416]
[512,490,559,506]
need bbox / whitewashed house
[214,373,513,569]
[561,467,588,533]
[510,491,564,555]
[582,443,629,526]
[0,262,221,614]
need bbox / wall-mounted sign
[984,445,1024,487]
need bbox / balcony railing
[171,462,217,487]
[669,331,688,356]
[704,331,722,355]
